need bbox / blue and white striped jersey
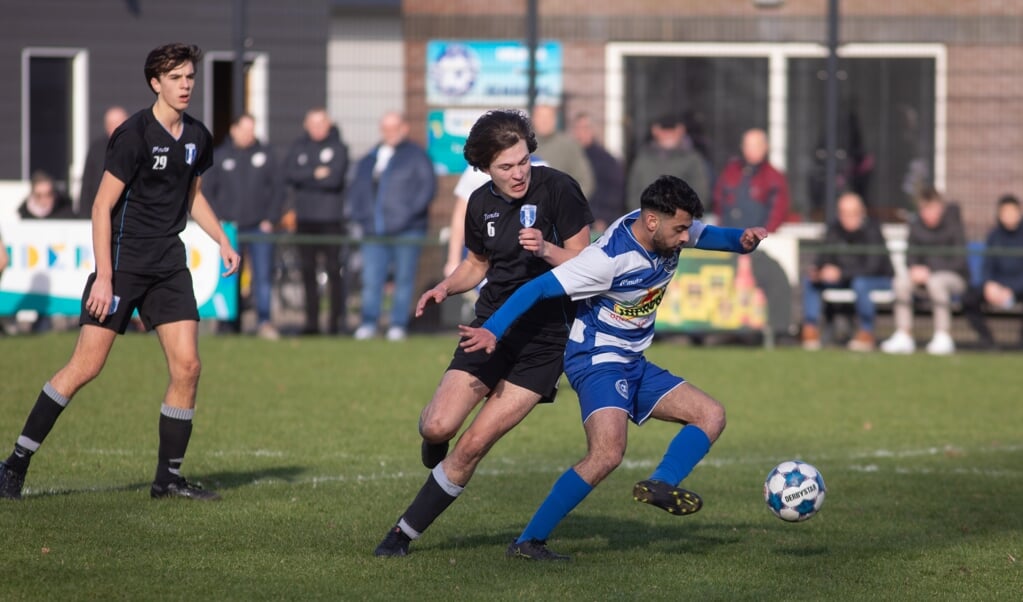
[548,210,707,372]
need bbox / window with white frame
[605,43,945,222]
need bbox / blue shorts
[567,357,686,425]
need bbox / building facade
[404,0,1023,238]
[2,0,333,202]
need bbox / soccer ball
[764,460,826,522]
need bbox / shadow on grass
[421,514,746,556]
[24,464,307,499]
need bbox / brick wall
[406,0,1023,239]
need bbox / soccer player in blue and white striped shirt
[460,175,767,560]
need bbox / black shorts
[79,269,199,334]
[447,317,567,403]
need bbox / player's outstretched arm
[459,272,567,353]
[188,176,241,276]
[695,225,767,254]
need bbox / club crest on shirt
[615,379,629,399]
[662,253,680,273]
[185,143,197,165]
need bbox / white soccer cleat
[354,324,376,341]
[880,330,916,354]
[925,331,955,356]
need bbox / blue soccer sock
[648,425,711,486]
[516,468,593,544]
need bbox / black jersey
[465,166,593,337]
[104,107,213,274]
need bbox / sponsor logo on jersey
[613,286,666,318]
[152,146,170,153]
[185,143,197,165]
[617,277,643,287]
[483,211,501,221]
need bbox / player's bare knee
[56,359,104,393]
[701,400,727,441]
[419,416,458,443]
[171,357,202,384]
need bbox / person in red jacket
[712,128,791,233]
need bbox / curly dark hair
[640,175,704,219]
[144,43,203,94]
[462,109,538,169]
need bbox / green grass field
[1,332,1021,600]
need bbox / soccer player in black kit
[0,43,240,501]
[374,109,593,556]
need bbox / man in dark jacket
[78,106,128,219]
[712,128,791,233]
[571,112,624,233]
[963,194,1023,348]
[285,108,349,335]
[204,114,284,339]
[801,192,893,351]
[626,114,709,210]
[880,187,968,355]
[348,111,436,341]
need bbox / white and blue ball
[764,460,825,522]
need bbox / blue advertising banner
[426,40,563,107]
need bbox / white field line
[24,442,1016,496]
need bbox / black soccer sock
[396,464,464,539]
[5,383,71,474]
[154,404,194,485]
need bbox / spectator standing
[203,114,283,340]
[19,171,77,220]
[531,104,595,199]
[79,106,129,219]
[801,192,893,351]
[880,187,969,355]
[712,128,791,233]
[348,111,437,342]
[571,112,625,233]
[285,108,349,335]
[963,194,1023,348]
[627,114,709,211]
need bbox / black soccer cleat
[506,538,570,561]
[421,439,449,469]
[374,526,412,557]
[633,479,703,516]
[0,462,25,500]
[150,477,221,501]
